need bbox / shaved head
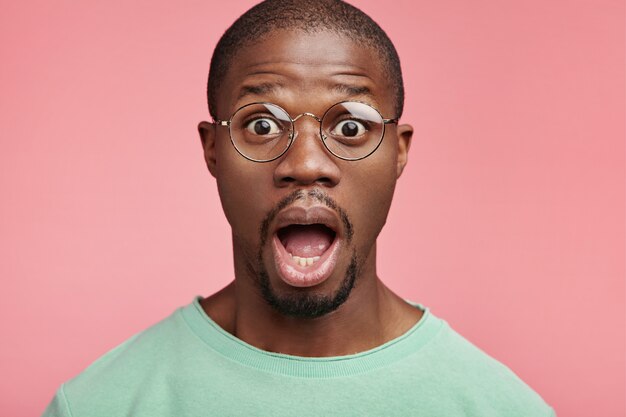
[207,0,404,119]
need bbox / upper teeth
[290,254,321,267]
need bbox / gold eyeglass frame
[213,101,399,162]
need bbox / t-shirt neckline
[180,296,443,378]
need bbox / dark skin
[198,29,421,357]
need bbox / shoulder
[70,307,188,381]
[409,313,554,415]
[46,304,203,415]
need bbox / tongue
[280,224,334,257]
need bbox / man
[43,1,554,415]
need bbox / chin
[257,251,359,319]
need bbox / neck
[201,247,422,357]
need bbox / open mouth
[271,215,343,288]
[277,224,337,267]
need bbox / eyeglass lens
[229,102,385,162]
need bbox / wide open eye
[329,119,367,138]
[245,117,282,136]
[321,101,385,160]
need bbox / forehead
[218,29,393,116]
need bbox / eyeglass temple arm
[383,118,399,124]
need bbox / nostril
[277,176,333,187]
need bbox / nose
[273,115,341,188]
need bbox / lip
[272,205,342,237]
[270,205,344,288]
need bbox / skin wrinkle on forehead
[236,83,374,104]
[244,58,375,70]
[240,65,377,90]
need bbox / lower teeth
[289,254,321,267]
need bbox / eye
[330,119,367,138]
[245,117,282,135]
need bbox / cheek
[342,149,399,246]
[359,136,399,201]
[214,146,274,244]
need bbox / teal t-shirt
[43,297,554,416]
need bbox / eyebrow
[237,83,282,100]
[331,83,373,99]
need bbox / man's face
[200,29,412,318]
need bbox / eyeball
[331,120,367,138]
[245,118,281,135]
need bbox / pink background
[1,0,624,416]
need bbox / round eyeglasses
[213,101,399,162]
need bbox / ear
[198,121,217,178]
[395,123,413,178]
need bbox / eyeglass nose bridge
[292,112,322,123]
[289,112,324,143]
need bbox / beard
[256,251,359,319]
[253,189,359,319]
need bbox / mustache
[259,189,354,247]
